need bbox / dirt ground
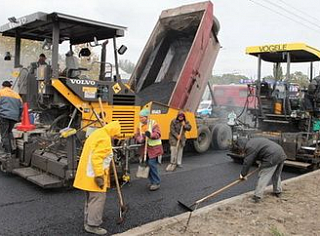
[142,170,320,236]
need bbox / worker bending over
[238,137,286,203]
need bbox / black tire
[193,126,212,153]
[211,124,232,150]
[213,16,220,35]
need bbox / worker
[168,111,191,169]
[65,50,81,77]
[304,75,320,112]
[37,53,48,66]
[0,81,23,156]
[135,109,163,191]
[30,53,47,74]
[238,137,286,203]
[73,121,121,235]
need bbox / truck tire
[193,126,212,153]
[211,124,232,150]
[213,16,220,35]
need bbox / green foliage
[0,34,52,66]
[273,63,284,81]
[270,226,285,236]
[0,34,52,81]
[119,59,135,73]
[209,73,250,85]
[262,71,309,88]
[286,71,309,89]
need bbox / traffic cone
[17,103,36,131]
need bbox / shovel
[136,132,150,178]
[97,97,128,224]
[166,123,184,172]
[111,155,128,224]
[178,168,259,231]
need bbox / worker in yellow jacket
[74,121,121,235]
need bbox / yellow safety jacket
[141,119,162,146]
[73,121,121,192]
[0,87,23,121]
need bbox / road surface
[0,150,299,235]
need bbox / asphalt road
[0,150,299,236]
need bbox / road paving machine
[0,12,140,187]
[229,43,320,170]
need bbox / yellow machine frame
[246,42,320,62]
[142,102,198,140]
[52,78,140,138]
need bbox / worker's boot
[84,224,107,235]
[0,154,9,173]
[0,153,11,173]
[149,184,160,191]
[252,195,261,203]
[272,192,282,198]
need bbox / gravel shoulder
[116,169,320,236]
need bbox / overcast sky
[2,0,320,78]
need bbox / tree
[262,70,309,88]
[0,34,52,81]
[286,71,309,89]
[209,73,250,85]
[273,63,284,81]
[119,59,135,74]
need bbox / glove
[145,131,151,138]
[239,174,247,181]
[94,176,104,189]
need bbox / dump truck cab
[229,42,320,169]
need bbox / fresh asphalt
[0,150,299,236]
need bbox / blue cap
[139,109,150,117]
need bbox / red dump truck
[129,1,231,152]
[212,84,257,110]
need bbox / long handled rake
[178,168,259,231]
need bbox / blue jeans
[147,158,160,185]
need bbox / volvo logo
[70,79,96,86]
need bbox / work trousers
[84,191,106,227]
[147,158,160,185]
[0,117,16,154]
[254,161,284,198]
[170,145,183,166]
